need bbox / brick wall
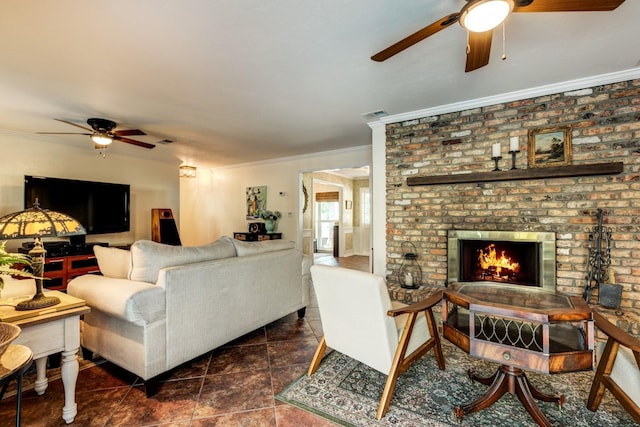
[385,78,640,315]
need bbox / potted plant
[260,210,282,233]
[0,241,34,298]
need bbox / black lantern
[398,241,422,289]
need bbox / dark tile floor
[0,255,368,427]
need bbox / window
[316,201,339,251]
[360,187,370,226]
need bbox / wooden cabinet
[42,254,100,291]
[233,232,282,241]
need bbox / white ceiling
[1,1,638,169]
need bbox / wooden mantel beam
[406,162,624,187]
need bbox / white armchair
[307,265,445,420]
[587,311,640,423]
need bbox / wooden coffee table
[442,282,594,427]
[0,290,90,424]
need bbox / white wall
[179,146,372,252]
[0,130,179,250]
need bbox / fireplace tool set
[582,209,620,307]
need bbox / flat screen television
[24,175,130,235]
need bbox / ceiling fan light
[90,133,113,145]
[460,0,514,33]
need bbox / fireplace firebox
[447,230,556,291]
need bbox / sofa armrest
[67,274,166,326]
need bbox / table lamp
[0,199,86,310]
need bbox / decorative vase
[264,219,275,233]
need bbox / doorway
[300,166,371,271]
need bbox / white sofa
[67,236,311,395]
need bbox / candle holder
[398,241,421,289]
[508,150,520,170]
[491,156,502,172]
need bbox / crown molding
[373,68,640,125]
[211,144,372,171]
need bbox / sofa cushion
[94,245,131,279]
[129,237,237,283]
[232,238,295,256]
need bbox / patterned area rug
[277,341,636,426]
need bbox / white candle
[510,136,519,152]
[405,272,413,287]
[492,143,501,158]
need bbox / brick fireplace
[383,77,640,335]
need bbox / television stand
[15,251,101,292]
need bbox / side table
[0,291,90,424]
[233,232,282,241]
[0,344,33,426]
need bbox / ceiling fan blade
[371,13,460,62]
[113,129,146,136]
[514,0,625,12]
[465,30,493,72]
[114,136,155,149]
[37,132,91,135]
[53,118,93,132]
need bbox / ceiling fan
[38,118,155,149]
[371,0,626,72]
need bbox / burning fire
[477,244,520,275]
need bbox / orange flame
[477,244,520,274]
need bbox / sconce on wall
[179,165,197,178]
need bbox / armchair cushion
[130,237,236,283]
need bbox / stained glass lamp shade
[0,200,86,310]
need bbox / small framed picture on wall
[246,186,267,220]
[528,125,572,168]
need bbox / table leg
[522,370,565,407]
[454,365,563,427]
[454,367,509,422]
[513,372,559,427]
[467,368,498,386]
[16,371,24,427]
[60,348,79,424]
[34,357,48,395]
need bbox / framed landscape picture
[528,125,572,168]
